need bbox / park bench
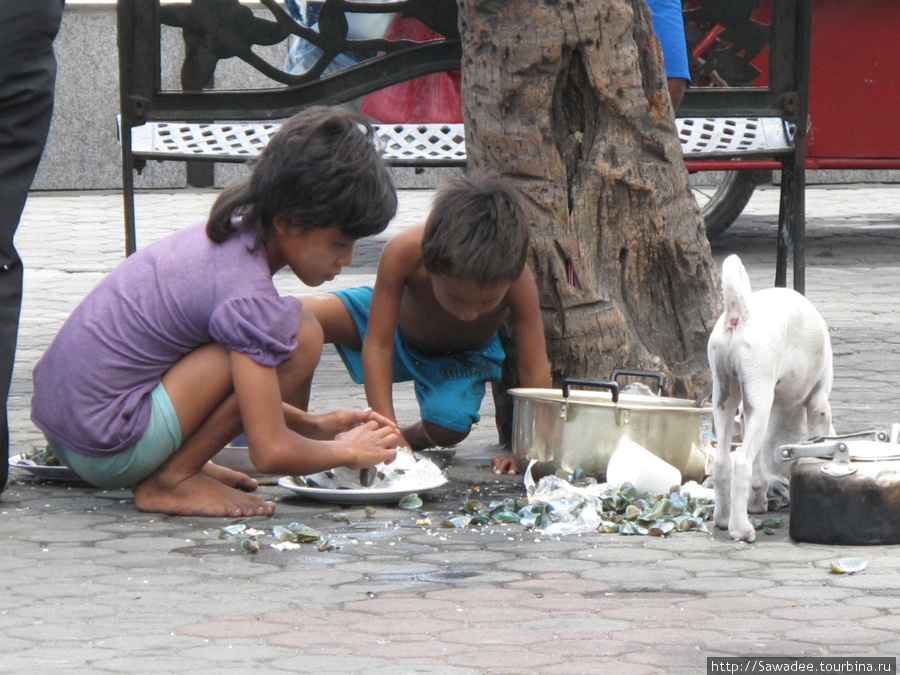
[118,0,812,290]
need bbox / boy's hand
[396,432,414,453]
[336,421,399,469]
[491,452,519,475]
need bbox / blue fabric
[647,0,691,81]
[331,286,505,433]
[47,383,183,489]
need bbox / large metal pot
[510,376,713,482]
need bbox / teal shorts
[47,383,183,489]
[331,286,505,434]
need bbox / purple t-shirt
[31,222,303,456]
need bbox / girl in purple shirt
[31,107,400,517]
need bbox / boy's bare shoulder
[378,224,425,281]
[386,223,425,251]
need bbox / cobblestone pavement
[3,185,900,673]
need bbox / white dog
[707,255,834,542]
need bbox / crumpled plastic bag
[523,460,615,536]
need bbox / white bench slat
[122,117,793,163]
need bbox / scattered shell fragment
[219,524,248,540]
[272,525,296,542]
[830,557,868,574]
[240,538,261,554]
[398,493,423,510]
[752,516,786,532]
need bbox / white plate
[277,475,447,504]
[8,454,85,482]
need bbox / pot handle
[610,368,666,395]
[561,378,619,403]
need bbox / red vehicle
[686,0,900,237]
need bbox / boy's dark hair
[421,174,530,285]
[207,106,397,245]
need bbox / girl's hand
[336,421,399,469]
[299,408,399,440]
[360,407,401,434]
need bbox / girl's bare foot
[203,461,259,491]
[133,471,275,517]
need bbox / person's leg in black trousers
[0,0,64,493]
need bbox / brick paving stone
[861,614,900,631]
[753,585,864,603]
[354,614,465,636]
[93,634,209,652]
[540,660,659,675]
[426,587,540,605]
[442,645,564,671]
[342,596,472,615]
[828,573,900,591]
[767,604,882,622]
[262,609,373,628]
[845,596,900,611]
[701,638,825,657]
[521,611,634,636]
[666,576,779,594]
[267,653,401,674]
[578,563,691,586]
[444,605,547,624]
[510,578,611,604]
[175,619,294,640]
[538,656,668,675]
[528,637,633,658]
[345,637,473,661]
[85,656,232,673]
[177,642,307,664]
[439,624,553,647]
[1,647,120,670]
[610,626,721,646]
[505,575,612,596]
[621,644,710,669]
[602,604,718,624]
[264,629,378,652]
[676,593,795,613]
[414,551,515,566]
[783,625,897,647]
[513,595,627,614]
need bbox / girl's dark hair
[421,174,530,285]
[207,106,397,245]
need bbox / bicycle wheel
[692,170,769,239]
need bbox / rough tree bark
[456,0,723,441]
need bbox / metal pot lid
[781,440,900,463]
[507,387,710,412]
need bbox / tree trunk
[457,0,722,442]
